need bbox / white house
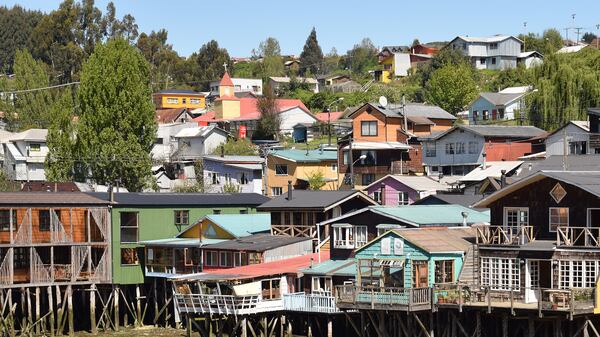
[151,122,198,162]
[468,88,530,123]
[448,35,541,70]
[545,121,596,156]
[173,126,229,161]
[268,77,319,94]
[2,128,48,181]
[209,78,263,97]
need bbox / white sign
[394,238,404,255]
[381,237,391,255]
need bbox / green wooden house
[336,227,474,311]
[89,192,269,285]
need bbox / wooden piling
[135,284,142,327]
[90,284,97,334]
[48,286,55,337]
[113,285,119,331]
[67,285,74,337]
[35,287,40,335]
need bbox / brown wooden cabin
[0,193,111,287]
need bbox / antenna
[378,96,388,108]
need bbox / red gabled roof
[220,71,234,86]
[156,108,188,124]
[204,252,329,280]
[315,111,343,123]
[193,98,310,124]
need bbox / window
[220,251,233,267]
[361,121,378,136]
[569,141,587,155]
[211,172,219,185]
[360,150,377,165]
[480,58,486,64]
[275,164,288,175]
[239,172,249,184]
[312,276,332,293]
[480,257,520,291]
[121,248,139,265]
[505,208,528,229]
[252,85,260,93]
[398,192,409,205]
[435,260,454,284]
[0,210,16,231]
[331,164,337,172]
[455,142,465,154]
[30,143,41,152]
[550,183,567,203]
[372,191,382,204]
[362,174,375,186]
[355,226,368,247]
[445,143,454,155]
[425,143,436,157]
[222,173,232,183]
[182,98,187,104]
[120,212,138,243]
[342,151,349,165]
[333,226,354,249]
[174,210,189,227]
[472,111,478,121]
[14,248,28,269]
[205,251,218,266]
[167,98,178,104]
[190,98,201,104]
[490,43,498,50]
[39,210,53,231]
[468,141,478,154]
[213,209,221,215]
[491,58,497,65]
[549,207,569,232]
[271,187,283,196]
[498,108,505,119]
[239,209,248,214]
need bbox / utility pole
[523,22,527,51]
[402,95,407,138]
[596,24,600,49]
[575,27,583,44]
[562,127,568,171]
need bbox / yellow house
[266,149,339,197]
[377,46,411,83]
[153,89,206,109]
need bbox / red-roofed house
[195,73,317,138]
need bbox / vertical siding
[421,129,484,169]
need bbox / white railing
[283,292,340,313]
[175,293,283,315]
[336,285,432,311]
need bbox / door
[413,261,429,288]
[525,260,539,303]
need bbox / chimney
[287,180,293,200]
[461,211,468,227]
[220,145,225,158]
[500,169,507,188]
[482,152,487,170]
[380,183,386,205]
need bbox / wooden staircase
[458,245,479,285]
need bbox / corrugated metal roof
[258,190,374,210]
[371,205,490,226]
[0,192,109,205]
[412,194,486,208]
[459,161,523,182]
[204,213,272,238]
[393,227,474,253]
[365,175,450,192]
[301,259,356,277]
[88,192,269,206]
[174,126,224,138]
[270,149,337,163]
[201,233,311,252]
[141,238,226,247]
[479,92,524,106]
[8,128,47,142]
[203,155,263,163]
[340,142,411,150]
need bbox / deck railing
[433,283,594,317]
[283,292,340,313]
[335,285,431,311]
[475,225,535,245]
[174,293,283,315]
[557,227,600,247]
[271,225,315,238]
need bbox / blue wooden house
[335,227,474,311]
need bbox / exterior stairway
[458,245,479,285]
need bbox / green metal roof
[205,213,272,238]
[301,259,356,277]
[141,238,226,247]
[271,149,337,163]
[370,205,490,226]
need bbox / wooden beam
[67,285,74,337]
[47,287,55,337]
[413,313,432,337]
[90,284,97,334]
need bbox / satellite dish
[378,96,388,108]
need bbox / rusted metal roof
[0,192,109,206]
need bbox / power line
[0,82,79,95]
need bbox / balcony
[433,284,595,316]
[174,293,283,315]
[283,292,341,313]
[335,285,432,312]
[557,227,600,247]
[475,225,535,246]
[271,225,315,238]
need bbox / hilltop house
[468,86,532,123]
[363,174,450,205]
[375,46,434,82]
[544,108,600,155]
[447,35,541,70]
[2,128,48,181]
[209,77,262,97]
[202,154,264,193]
[420,125,545,176]
[152,89,206,110]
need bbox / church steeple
[219,71,234,98]
[214,70,240,119]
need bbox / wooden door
[412,261,429,288]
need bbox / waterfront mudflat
[76,327,186,337]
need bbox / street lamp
[326,97,344,146]
[350,154,367,189]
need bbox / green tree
[253,84,280,140]
[343,38,378,76]
[11,49,55,130]
[192,40,232,90]
[212,138,257,156]
[73,38,156,191]
[0,5,43,72]
[253,37,284,78]
[306,170,326,190]
[414,47,470,87]
[582,32,597,44]
[299,27,324,75]
[45,89,77,181]
[425,63,477,114]
[518,29,563,55]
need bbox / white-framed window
[271,187,283,196]
[219,251,232,267]
[361,121,378,136]
[480,257,520,291]
[445,143,454,155]
[490,43,498,50]
[211,172,219,185]
[205,251,218,266]
[549,207,569,232]
[222,173,232,183]
[167,97,178,104]
[312,276,332,293]
[398,192,409,205]
[558,260,598,289]
[333,225,354,249]
[355,226,368,248]
[425,143,436,157]
[483,110,489,120]
[190,98,202,104]
[275,164,288,175]
[455,142,465,154]
[239,172,249,184]
[504,207,529,229]
[372,191,382,204]
[468,141,478,154]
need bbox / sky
[4,0,600,57]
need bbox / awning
[340,142,411,150]
[378,259,405,267]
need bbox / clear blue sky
[4,0,600,57]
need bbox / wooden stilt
[307,316,312,337]
[48,287,55,337]
[475,311,481,337]
[35,287,40,335]
[528,316,535,337]
[20,288,26,331]
[67,285,74,337]
[502,314,508,337]
[186,315,192,337]
[286,315,293,337]
[135,284,142,327]
[279,315,284,337]
[56,286,63,336]
[90,284,97,334]
[327,317,333,337]
[113,285,120,331]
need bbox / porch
[335,284,432,312]
[174,293,283,315]
[557,226,600,248]
[271,225,316,238]
[475,225,535,246]
[283,292,341,314]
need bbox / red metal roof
[220,72,234,86]
[194,98,309,124]
[204,252,329,279]
[315,111,343,123]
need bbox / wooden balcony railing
[433,283,595,317]
[283,292,340,313]
[475,225,535,245]
[271,225,315,238]
[335,285,431,311]
[557,227,600,247]
[174,293,283,315]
